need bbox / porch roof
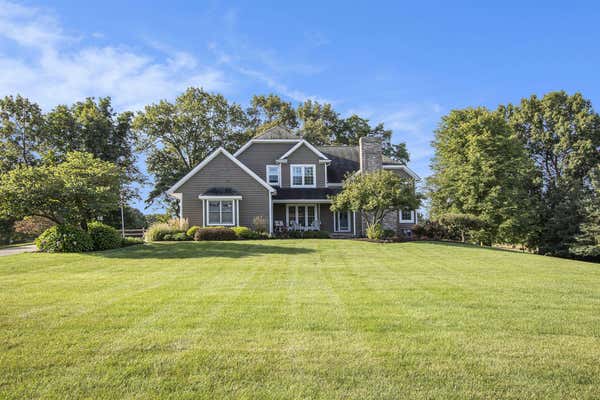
[272,187,341,201]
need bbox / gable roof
[166,147,276,195]
[278,140,330,161]
[254,125,300,140]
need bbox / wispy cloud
[0,1,228,110]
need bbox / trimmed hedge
[232,226,264,240]
[194,227,237,241]
[35,225,94,253]
[186,226,201,238]
[163,232,191,241]
[88,222,122,251]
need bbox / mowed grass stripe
[0,240,599,399]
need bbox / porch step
[329,232,354,239]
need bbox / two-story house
[166,126,420,237]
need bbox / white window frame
[334,210,351,233]
[205,199,237,226]
[290,164,316,188]
[286,204,318,227]
[399,209,415,223]
[266,164,281,186]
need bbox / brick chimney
[359,136,382,172]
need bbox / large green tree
[44,97,138,181]
[134,87,251,206]
[428,107,538,246]
[246,94,298,135]
[0,95,45,173]
[503,91,600,255]
[0,152,123,230]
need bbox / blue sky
[1,1,599,212]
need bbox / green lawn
[1,240,599,399]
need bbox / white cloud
[0,1,228,111]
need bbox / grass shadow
[92,241,315,260]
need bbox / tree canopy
[331,170,421,230]
[0,152,123,230]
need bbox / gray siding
[236,142,296,181]
[176,152,270,228]
[282,144,327,188]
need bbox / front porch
[272,201,357,236]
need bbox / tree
[297,99,342,145]
[246,94,298,135]
[44,97,139,181]
[101,206,147,229]
[0,95,45,173]
[503,92,600,255]
[437,213,486,243]
[331,170,421,233]
[428,107,538,246]
[134,87,250,207]
[570,168,600,261]
[0,152,123,230]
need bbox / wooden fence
[121,228,145,238]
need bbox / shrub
[14,216,55,237]
[303,230,330,239]
[121,237,144,247]
[186,226,201,238]
[382,229,396,239]
[88,222,122,251]
[413,220,449,241]
[252,216,267,234]
[172,232,190,241]
[35,224,93,253]
[168,217,189,231]
[366,223,384,240]
[194,227,237,241]
[232,226,264,239]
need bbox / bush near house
[145,219,190,241]
[186,226,201,238]
[88,222,122,251]
[163,232,191,241]
[35,225,94,253]
[232,226,265,240]
[194,227,237,241]
[286,230,330,239]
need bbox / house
[166,126,420,237]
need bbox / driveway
[0,244,36,257]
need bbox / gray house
[167,126,420,237]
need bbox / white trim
[205,199,237,226]
[399,210,415,223]
[353,211,357,237]
[327,182,343,188]
[272,199,332,204]
[167,147,276,195]
[382,164,421,181]
[334,210,351,233]
[266,164,281,186]
[202,199,206,227]
[268,192,273,235]
[324,164,328,188]
[198,195,242,200]
[290,164,317,188]
[278,140,330,161]
[285,204,318,227]
[233,139,301,157]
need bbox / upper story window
[400,209,414,223]
[266,165,280,186]
[290,164,315,187]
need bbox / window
[286,204,317,227]
[334,210,351,232]
[266,165,280,186]
[400,209,414,223]
[207,200,235,225]
[290,164,316,187]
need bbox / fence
[121,228,145,238]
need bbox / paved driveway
[0,245,36,257]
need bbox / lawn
[1,240,599,399]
